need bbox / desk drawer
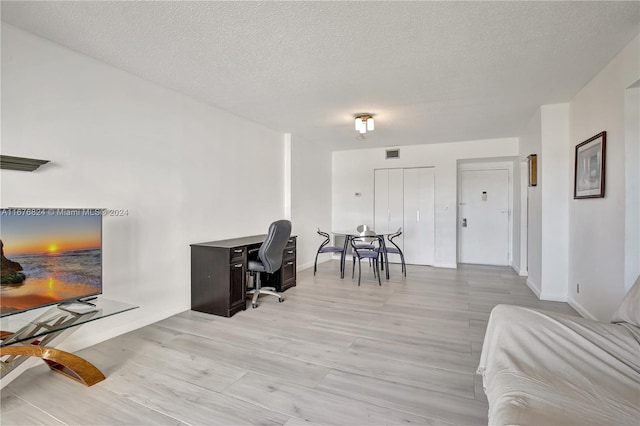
[282,259,296,283]
[286,237,296,248]
[284,237,296,259]
[229,247,246,263]
[284,247,296,260]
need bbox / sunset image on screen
[1,211,102,315]
[1,214,100,256]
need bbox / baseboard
[297,260,315,271]
[315,258,455,269]
[567,297,598,320]
[511,264,528,277]
[525,278,541,298]
[298,256,336,272]
[539,292,568,302]
[434,263,457,269]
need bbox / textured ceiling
[2,1,639,151]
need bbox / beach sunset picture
[1,210,102,315]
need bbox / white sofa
[477,279,640,425]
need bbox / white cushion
[610,276,640,327]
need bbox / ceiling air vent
[385,149,400,159]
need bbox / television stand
[0,298,137,386]
[58,301,98,314]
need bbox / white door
[374,169,403,234]
[388,169,404,235]
[403,168,435,265]
[374,169,389,233]
[459,169,510,265]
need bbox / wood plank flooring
[1,261,578,426]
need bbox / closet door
[374,169,403,235]
[374,169,389,233]
[388,169,404,236]
[403,168,435,265]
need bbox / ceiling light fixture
[354,114,374,139]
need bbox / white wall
[1,25,284,354]
[332,138,519,268]
[517,160,528,276]
[511,158,522,274]
[290,134,333,269]
[519,109,542,296]
[624,84,640,291]
[569,34,639,320]
[540,103,570,301]
[518,103,571,302]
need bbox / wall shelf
[0,155,50,171]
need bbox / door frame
[520,160,529,276]
[457,161,514,265]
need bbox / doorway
[458,165,512,266]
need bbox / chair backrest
[351,230,379,251]
[389,227,402,241]
[354,229,378,244]
[388,227,403,251]
[258,220,292,273]
[317,228,330,248]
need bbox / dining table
[332,230,394,280]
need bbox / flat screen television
[0,208,102,317]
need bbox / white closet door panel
[403,169,420,264]
[388,169,404,235]
[418,168,435,265]
[404,168,435,266]
[374,169,389,233]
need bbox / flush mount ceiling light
[354,114,375,139]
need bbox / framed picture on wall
[574,131,606,199]
[527,154,537,187]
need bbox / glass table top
[332,230,394,236]
[0,298,138,347]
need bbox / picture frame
[574,131,606,199]
[527,154,537,187]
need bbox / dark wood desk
[191,235,296,317]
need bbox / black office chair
[314,228,345,276]
[246,220,292,308]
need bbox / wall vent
[0,155,49,171]
[385,149,400,159]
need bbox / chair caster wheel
[278,298,284,303]
[252,303,257,309]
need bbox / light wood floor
[1,261,578,426]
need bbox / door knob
[462,218,467,227]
